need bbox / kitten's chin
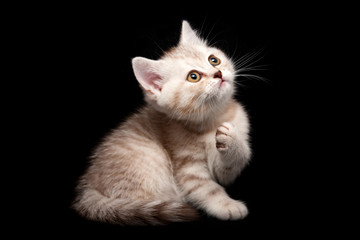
[215,79,235,101]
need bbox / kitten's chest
[162,123,216,162]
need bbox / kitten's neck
[147,99,236,133]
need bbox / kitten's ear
[180,20,204,45]
[132,57,163,96]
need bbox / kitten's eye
[187,71,202,82]
[208,55,221,66]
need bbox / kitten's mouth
[219,79,226,88]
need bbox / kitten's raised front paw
[215,122,234,152]
[209,199,248,220]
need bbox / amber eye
[187,71,202,82]
[208,55,221,66]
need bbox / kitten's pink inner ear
[145,73,162,93]
[132,57,162,95]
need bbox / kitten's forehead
[161,44,232,75]
[164,45,203,60]
[163,44,222,62]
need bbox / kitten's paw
[209,199,248,220]
[215,122,234,152]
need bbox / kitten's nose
[213,70,222,79]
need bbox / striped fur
[73,21,251,225]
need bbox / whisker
[204,18,223,46]
[204,21,217,43]
[229,41,239,63]
[233,50,257,66]
[208,39,224,48]
[152,40,166,57]
[235,64,270,73]
[199,16,208,37]
[234,47,266,69]
[232,46,269,84]
[235,73,269,82]
[232,79,247,88]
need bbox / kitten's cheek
[223,74,235,88]
[222,72,234,83]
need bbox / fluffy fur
[73,21,252,225]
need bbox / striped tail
[72,189,199,225]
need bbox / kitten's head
[132,21,236,122]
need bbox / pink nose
[214,70,222,79]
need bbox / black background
[14,2,354,237]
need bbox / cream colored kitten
[73,21,251,225]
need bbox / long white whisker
[229,40,239,63]
[235,64,269,73]
[232,46,268,84]
[234,48,265,69]
[199,16,207,37]
[235,73,268,82]
[232,79,247,87]
[203,23,216,45]
[233,48,260,65]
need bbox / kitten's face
[132,21,236,122]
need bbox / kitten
[73,21,252,225]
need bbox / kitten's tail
[72,188,199,225]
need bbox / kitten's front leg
[214,121,251,185]
[175,157,248,220]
